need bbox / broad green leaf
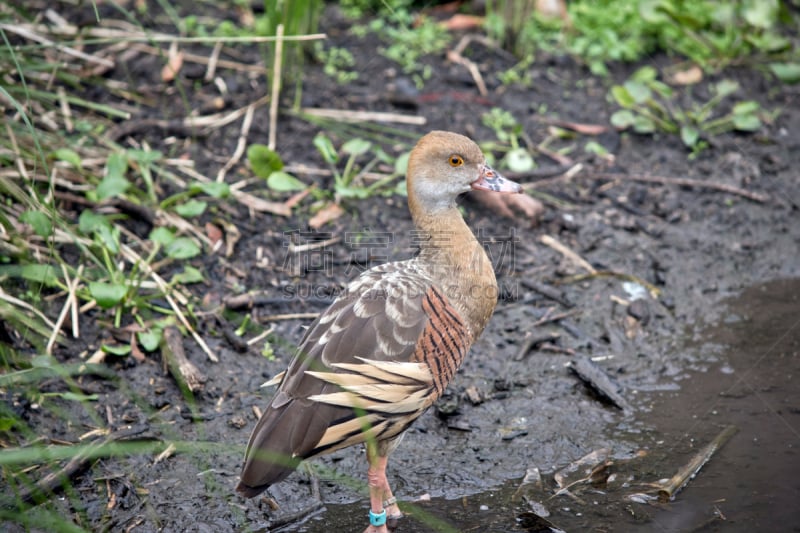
[714,80,739,98]
[610,109,637,129]
[137,329,162,352]
[106,151,128,179]
[175,200,207,217]
[732,114,761,131]
[52,148,82,170]
[149,226,175,246]
[96,174,130,200]
[94,225,120,254]
[267,171,306,192]
[584,141,610,157]
[680,125,700,148]
[102,343,131,356]
[190,181,230,198]
[247,144,284,178]
[732,101,760,115]
[611,85,635,108]
[769,63,800,84]
[90,282,127,308]
[505,148,535,172]
[631,65,658,83]
[341,138,372,156]
[165,237,201,259]
[0,418,15,431]
[623,80,652,104]
[313,133,338,164]
[632,115,656,133]
[171,265,205,285]
[78,210,111,234]
[127,149,162,165]
[742,0,777,29]
[20,210,52,238]
[394,151,410,176]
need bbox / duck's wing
[237,262,472,496]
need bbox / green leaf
[165,237,201,259]
[97,152,131,200]
[0,417,16,432]
[732,101,760,116]
[149,226,175,246]
[127,149,162,165]
[714,80,739,98]
[102,343,131,356]
[171,265,205,285]
[394,151,410,176]
[90,282,127,308]
[137,329,162,352]
[732,114,761,131]
[247,144,284,178]
[769,63,800,84]
[341,138,372,156]
[313,133,338,164]
[584,141,610,157]
[632,115,656,133]
[96,174,130,200]
[611,85,635,108]
[623,80,652,104]
[78,210,111,234]
[631,65,658,83]
[742,0,778,29]
[190,181,230,198]
[52,148,82,170]
[267,171,306,192]
[610,109,637,129]
[680,125,700,148]
[55,391,99,402]
[0,264,60,286]
[505,148,535,172]
[174,200,207,217]
[20,210,52,238]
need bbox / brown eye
[449,155,464,167]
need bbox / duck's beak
[471,164,522,193]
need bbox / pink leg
[363,443,402,533]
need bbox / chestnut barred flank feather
[237,132,521,528]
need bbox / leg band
[369,509,387,527]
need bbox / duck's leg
[364,442,403,533]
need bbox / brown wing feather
[237,263,473,497]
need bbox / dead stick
[658,425,738,502]
[161,327,207,393]
[268,23,283,151]
[259,312,319,322]
[593,173,769,203]
[15,425,148,504]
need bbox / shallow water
[285,278,800,532]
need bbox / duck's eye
[448,155,464,167]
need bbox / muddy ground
[6,3,800,532]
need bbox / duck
[237,130,522,533]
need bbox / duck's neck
[411,206,498,339]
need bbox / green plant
[481,108,536,172]
[610,66,764,154]
[351,9,450,88]
[313,43,359,84]
[313,133,407,200]
[486,0,799,75]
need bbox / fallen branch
[592,173,769,203]
[161,326,207,393]
[658,425,738,502]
